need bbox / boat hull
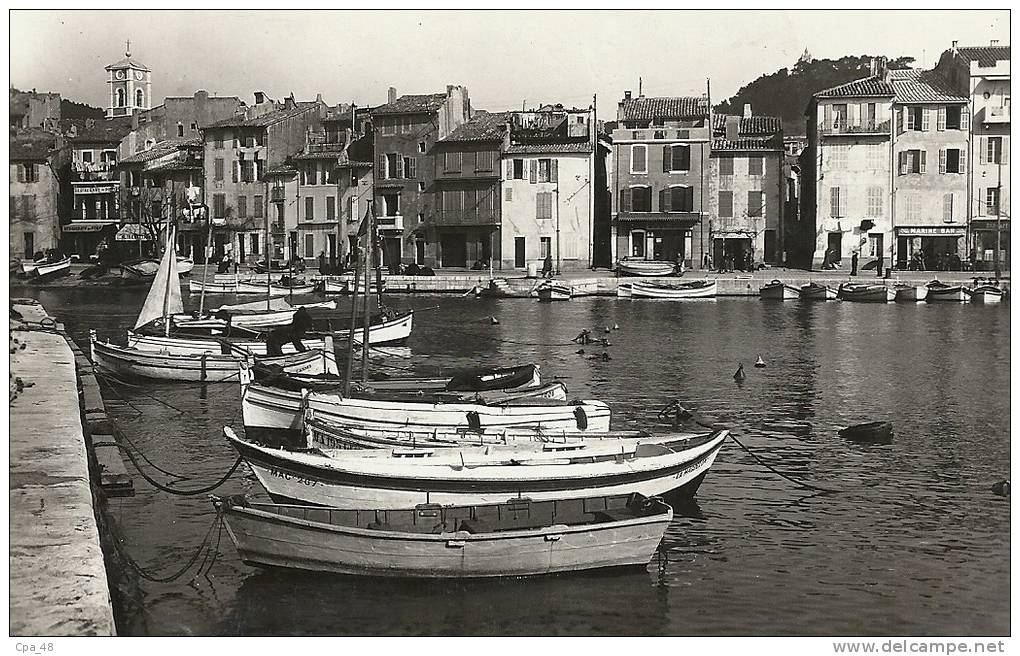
[630,280,716,299]
[225,429,727,509]
[799,284,838,300]
[32,258,72,280]
[837,284,895,302]
[967,286,1004,303]
[893,286,928,302]
[219,495,672,578]
[617,260,677,277]
[537,285,572,302]
[926,285,968,302]
[760,283,800,300]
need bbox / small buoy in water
[490,316,499,325]
[733,363,745,382]
[576,349,585,355]
[601,338,611,347]
[754,354,766,368]
[613,323,619,330]
[604,326,611,334]
[601,352,611,362]
[992,480,1011,496]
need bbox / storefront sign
[72,183,119,195]
[895,226,965,237]
[62,222,115,233]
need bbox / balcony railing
[376,215,405,232]
[821,119,891,135]
[983,106,1010,124]
[270,187,286,202]
[434,210,500,226]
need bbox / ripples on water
[29,286,1010,636]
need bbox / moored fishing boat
[223,426,727,508]
[759,280,800,300]
[189,279,240,294]
[32,256,72,280]
[214,492,674,578]
[799,282,838,300]
[616,283,633,298]
[925,279,968,302]
[20,257,45,275]
[966,280,1004,303]
[617,259,677,277]
[172,300,339,331]
[893,284,928,302]
[176,257,194,275]
[120,259,161,280]
[235,280,316,295]
[630,280,716,299]
[837,283,895,302]
[258,362,542,395]
[536,282,572,302]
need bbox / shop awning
[115,223,157,241]
[62,220,118,233]
[616,212,703,223]
[894,225,966,237]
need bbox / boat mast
[198,203,213,317]
[161,224,174,337]
[265,191,272,310]
[360,203,374,383]
[342,204,366,396]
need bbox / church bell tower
[106,40,152,118]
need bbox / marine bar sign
[895,226,965,237]
[62,222,112,233]
[73,183,119,195]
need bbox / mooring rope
[94,431,192,481]
[93,441,243,496]
[107,508,224,584]
[94,369,192,415]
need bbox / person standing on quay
[542,253,553,279]
[318,250,327,275]
[851,251,859,277]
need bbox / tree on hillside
[716,54,916,135]
[60,98,105,120]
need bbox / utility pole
[994,156,1002,278]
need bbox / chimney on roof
[951,40,959,52]
[316,93,323,103]
[638,77,643,98]
[725,116,739,141]
[285,94,296,110]
[743,103,752,119]
[254,91,266,105]
[991,39,999,46]
[388,87,397,104]
[624,90,632,101]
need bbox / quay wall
[9,300,117,636]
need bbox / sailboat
[91,226,338,382]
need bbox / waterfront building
[611,91,711,268]
[370,85,471,269]
[9,88,61,131]
[935,41,1011,271]
[105,41,151,119]
[201,94,326,262]
[120,90,244,158]
[500,105,598,272]
[10,130,67,259]
[708,106,785,267]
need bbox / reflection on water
[26,286,1010,636]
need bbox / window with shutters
[214,158,224,181]
[828,145,848,171]
[748,157,764,177]
[23,164,37,182]
[241,161,256,183]
[867,187,884,217]
[214,136,224,149]
[538,159,551,183]
[540,237,552,259]
[476,151,493,172]
[718,191,733,218]
[305,197,315,221]
[899,149,926,174]
[238,196,248,218]
[631,145,647,174]
[442,190,461,215]
[986,188,1000,215]
[443,151,461,173]
[867,143,885,170]
[905,194,921,220]
[505,187,513,202]
[326,166,337,185]
[942,194,955,222]
[941,148,964,174]
[213,193,225,218]
[381,118,394,136]
[907,107,924,131]
[832,104,848,130]
[404,156,416,179]
[719,157,734,176]
[830,187,843,218]
[945,106,962,130]
[669,185,694,212]
[305,233,315,258]
[986,137,1002,164]
[232,161,241,183]
[252,195,263,218]
[326,197,336,221]
[668,145,691,172]
[536,192,553,220]
[386,153,400,179]
[631,186,652,212]
[382,193,400,217]
[748,191,764,217]
[512,159,525,179]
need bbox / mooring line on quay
[93,441,243,496]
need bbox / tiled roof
[442,111,509,142]
[712,114,782,136]
[10,132,58,161]
[294,149,345,160]
[955,46,1010,67]
[505,142,592,154]
[619,96,709,121]
[889,69,969,103]
[119,138,201,164]
[712,138,782,152]
[105,56,151,72]
[61,116,134,144]
[208,102,319,129]
[144,160,202,174]
[372,93,447,116]
[265,163,298,176]
[338,160,373,169]
[815,76,895,98]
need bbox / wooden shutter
[506,160,513,179]
[900,107,908,132]
[848,103,857,126]
[379,155,387,179]
[830,187,839,217]
[659,188,669,213]
[663,145,671,172]
[396,155,404,179]
[961,108,970,131]
[919,150,927,174]
[550,159,558,183]
[824,104,832,130]
[959,148,967,174]
[529,160,536,184]
[979,137,987,164]
[1002,137,1009,164]
[898,152,907,175]
[921,109,930,131]
[939,149,947,174]
[839,189,847,218]
[978,188,985,216]
[620,187,631,213]
[937,108,946,131]
[16,165,24,183]
[687,187,695,212]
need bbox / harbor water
[29,287,1010,636]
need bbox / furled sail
[134,228,183,329]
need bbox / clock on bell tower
[105,40,152,118]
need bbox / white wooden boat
[32,257,72,280]
[176,257,194,275]
[20,258,45,275]
[616,283,633,298]
[893,284,928,302]
[318,278,386,295]
[799,282,838,300]
[90,332,338,383]
[536,283,572,302]
[120,259,161,280]
[926,280,968,302]
[215,492,673,578]
[172,300,339,331]
[630,280,716,299]
[224,426,727,508]
[235,281,316,295]
[759,280,800,300]
[213,273,284,284]
[837,283,895,302]
[128,310,413,355]
[617,259,677,277]
[966,281,1004,303]
[239,378,609,439]
[189,279,241,294]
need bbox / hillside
[60,97,105,120]
[716,54,915,135]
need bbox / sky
[9,10,1010,119]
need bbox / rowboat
[799,282,838,300]
[252,259,306,274]
[630,280,716,299]
[235,280,315,295]
[239,378,609,440]
[837,283,895,302]
[926,280,968,302]
[32,257,72,280]
[893,284,928,302]
[172,300,339,331]
[966,280,1004,303]
[120,259,161,280]
[223,426,727,508]
[616,283,633,298]
[759,280,800,300]
[319,278,386,295]
[20,258,45,275]
[214,492,673,578]
[617,259,677,277]
[189,279,241,294]
[176,257,194,275]
[90,331,338,383]
[537,283,572,302]
[189,277,314,294]
[128,310,413,355]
